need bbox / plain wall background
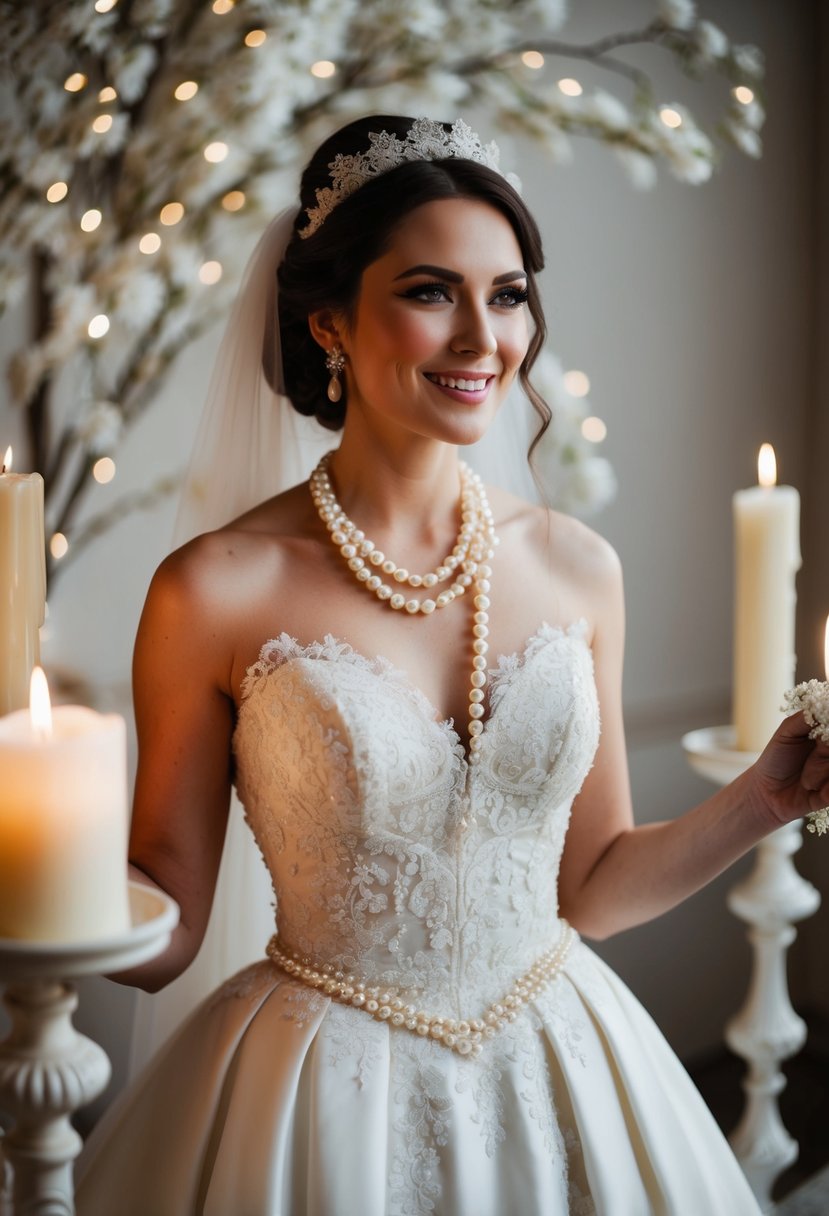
[1,0,826,1127]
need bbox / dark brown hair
[276,115,551,454]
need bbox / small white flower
[583,90,630,133]
[615,146,658,190]
[732,44,765,79]
[739,100,766,132]
[131,0,175,38]
[725,121,762,158]
[523,0,568,33]
[77,400,124,455]
[52,283,97,341]
[114,43,158,104]
[114,270,166,332]
[783,680,829,743]
[7,346,46,406]
[401,0,448,40]
[157,304,193,351]
[23,149,73,190]
[656,0,696,31]
[567,456,618,514]
[165,243,202,289]
[665,143,713,184]
[695,21,729,61]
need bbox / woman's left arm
[557,538,829,941]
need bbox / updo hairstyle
[276,115,551,449]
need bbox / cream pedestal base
[0,884,178,1215]
[683,726,820,1213]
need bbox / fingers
[774,710,813,742]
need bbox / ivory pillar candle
[0,670,131,942]
[0,447,46,715]
[733,444,801,751]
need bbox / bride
[76,115,827,1215]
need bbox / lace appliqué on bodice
[233,621,599,1019]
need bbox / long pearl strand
[309,452,496,764]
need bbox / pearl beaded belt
[266,924,576,1058]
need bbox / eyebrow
[393,264,527,285]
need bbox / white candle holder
[683,726,821,1212]
[0,882,178,1216]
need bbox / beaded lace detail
[234,620,598,1018]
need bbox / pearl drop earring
[325,344,346,403]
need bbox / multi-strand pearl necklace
[309,452,497,762]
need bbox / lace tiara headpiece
[298,117,520,240]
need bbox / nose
[450,301,497,358]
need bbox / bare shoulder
[488,484,621,590]
[153,482,313,606]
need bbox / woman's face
[337,197,531,448]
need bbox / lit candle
[0,668,131,942]
[732,444,801,751]
[0,446,46,714]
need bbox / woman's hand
[747,711,829,831]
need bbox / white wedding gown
[77,621,760,1215]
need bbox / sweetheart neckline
[238,618,592,763]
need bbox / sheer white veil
[128,207,332,1077]
[128,176,543,1078]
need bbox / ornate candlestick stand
[683,726,820,1213]
[0,883,178,1216]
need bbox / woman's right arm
[109,539,238,992]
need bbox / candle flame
[824,615,829,682]
[757,443,777,488]
[2,446,11,473]
[29,666,53,739]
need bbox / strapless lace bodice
[233,621,599,1016]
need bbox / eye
[491,286,529,308]
[398,281,452,303]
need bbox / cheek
[372,311,443,368]
[502,316,531,371]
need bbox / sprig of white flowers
[782,681,829,835]
[0,0,765,580]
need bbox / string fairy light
[198,261,223,285]
[558,78,582,97]
[310,60,336,79]
[204,141,229,163]
[50,533,69,560]
[46,182,68,203]
[244,29,267,47]
[174,80,199,101]
[733,86,754,105]
[64,72,87,92]
[563,370,590,397]
[521,51,545,70]
[98,86,117,102]
[93,457,116,484]
[94,0,117,11]
[212,0,234,12]
[581,417,607,443]
[80,209,102,232]
[660,107,683,129]
[221,190,245,212]
[159,202,184,226]
[92,114,113,134]
[87,314,110,339]
[138,232,161,254]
